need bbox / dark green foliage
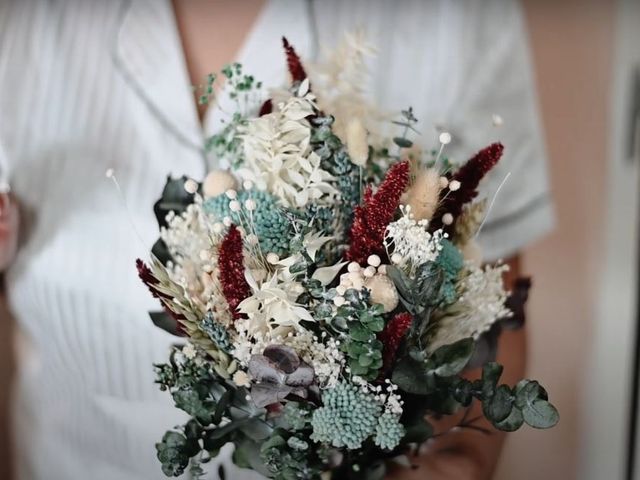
[152,176,198,265]
[332,289,385,380]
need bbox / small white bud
[439,132,452,145]
[377,264,387,275]
[347,262,361,273]
[244,199,256,211]
[439,176,449,188]
[363,266,376,278]
[266,252,280,264]
[448,180,461,191]
[367,254,381,267]
[492,114,504,127]
[336,285,347,296]
[225,189,237,199]
[105,168,114,178]
[442,213,454,225]
[229,200,241,212]
[243,180,254,190]
[246,234,259,245]
[223,216,232,227]
[212,222,224,234]
[391,253,403,264]
[184,179,199,194]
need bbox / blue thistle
[435,239,464,306]
[311,382,381,449]
[374,412,405,450]
[199,313,231,352]
[203,190,293,257]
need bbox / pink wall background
[495,1,614,479]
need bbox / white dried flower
[384,206,445,277]
[238,95,337,208]
[426,263,512,353]
[232,370,251,388]
[203,170,238,198]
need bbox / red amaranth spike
[379,312,413,375]
[218,225,251,319]
[282,37,307,83]
[431,142,504,233]
[346,161,410,265]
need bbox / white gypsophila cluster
[237,81,337,208]
[426,263,512,353]
[351,376,404,416]
[308,30,389,147]
[384,205,446,277]
[161,200,231,319]
[231,321,344,387]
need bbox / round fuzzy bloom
[232,370,251,388]
[311,382,381,449]
[202,170,238,198]
[204,190,293,257]
[365,273,399,313]
[434,239,464,306]
[374,412,405,450]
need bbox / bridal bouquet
[138,37,558,479]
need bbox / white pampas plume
[405,167,441,221]
[345,117,369,166]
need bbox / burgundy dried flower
[379,312,413,375]
[218,225,250,319]
[258,99,273,116]
[282,37,307,83]
[346,161,410,265]
[431,143,504,233]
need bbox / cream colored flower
[232,370,251,388]
[365,272,399,313]
[202,170,237,198]
[238,95,337,208]
[345,117,369,166]
[404,167,441,221]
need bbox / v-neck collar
[113,0,313,169]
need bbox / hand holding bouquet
[137,37,558,479]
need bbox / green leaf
[430,338,475,377]
[494,407,524,432]
[393,137,413,148]
[522,399,560,429]
[483,385,514,423]
[213,389,232,425]
[514,380,544,409]
[350,323,374,342]
[392,357,436,395]
[402,418,434,443]
[149,310,182,337]
[481,363,504,399]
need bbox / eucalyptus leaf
[483,385,514,423]
[430,338,475,377]
[522,399,559,429]
[494,406,524,432]
[392,357,435,395]
[402,418,434,443]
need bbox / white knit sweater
[0,1,552,479]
